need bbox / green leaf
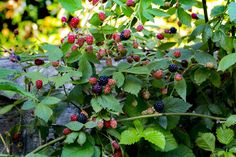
[209,71,221,88]
[77,132,87,146]
[177,7,191,26]
[91,95,122,112]
[42,44,63,61]
[225,115,236,127]
[142,128,166,150]
[142,11,154,22]
[102,25,116,34]
[0,81,36,100]
[91,98,103,112]
[112,0,125,7]
[220,35,233,53]
[26,154,49,157]
[163,145,195,157]
[0,68,18,79]
[134,120,144,133]
[21,100,36,110]
[121,66,150,75]
[79,55,93,82]
[174,79,187,101]
[92,146,101,157]
[189,24,205,41]
[58,0,82,13]
[113,72,125,88]
[35,104,53,122]
[147,9,170,17]
[164,97,192,113]
[218,53,236,72]
[64,132,79,144]
[61,143,94,157]
[194,51,217,66]
[158,42,176,50]
[26,72,48,84]
[123,76,142,96]
[194,68,210,85]
[52,73,71,88]
[85,121,97,129]
[211,5,225,16]
[120,128,141,145]
[89,28,105,42]
[196,133,215,152]
[202,24,212,43]
[228,2,236,23]
[216,127,234,145]
[90,13,102,26]
[162,132,178,152]
[40,96,61,105]
[0,105,15,115]
[65,121,84,131]
[147,59,171,71]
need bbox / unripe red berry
[70,114,78,121]
[142,90,150,100]
[34,59,44,65]
[98,12,106,21]
[164,29,171,34]
[71,45,78,51]
[126,0,135,7]
[104,85,111,94]
[92,0,99,5]
[89,77,97,85]
[156,33,164,40]
[136,24,144,32]
[110,118,117,129]
[127,56,133,63]
[13,133,21,141]
[175,73,183,81]
[106,58,112,66]
[112,140,120,150]
[69,17,80,28]
[98,49,106,57]
[191,13,198,19]
[133,40,139,48]
[108,79,116,86]
[117,44,126,53]
[173,50,181,58]
[113,149,122,157]
[36,80,43,89]
[133,55,140,62]
[123,29,131,38]
[113,33,121,42]
[86,45,93,53]
[104,120,111,128]
[52,61,60,67]
[77,37,85,47]
[153,70,163,79]
[160,88,168,95]
[86,35,94,45]
[61,16,67,23]
[97,120,104,129]
[63,128,71,135]
[68,34,76,44]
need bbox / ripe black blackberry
[92,83,102,95]
[168,64,178,72]
[170,27,177,34]
[98,76,109,86]
[154,101,164,112]
[181,60,188,68]
[120,30,131,41]
[78,113,87,124]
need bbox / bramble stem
[117,112,226,122]
[30,136,66,154]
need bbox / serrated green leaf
[147,59,171,71]
[174,79,187,101]
[196,133,215,152]
[90,13,102,26]
[228,2,236,23]
[121,66,150,75]
[147,9,170,17]
[225,115,236,127]
[0,104,15,115]
[26,154,49,157]
[61,143,94,157]
[58,0,82,13]
[42,44,63,61]
[77,132,87,146]
[164,97,192,113]
[194,68,210,85]
[21,100,36,110]
[85,121,97,129]
[123,76,142,96]
[26,72,48,84]
[0,68,18,79]
[134,120,143,133]
[177,7,191,26]
[209,71,221,88]
[113,72,125,88]
[220,35,233,53]
[101,25,116,34]
[52,73,71,88]
[35,104,53,122]
[64,132,79,144]
[211,5,225,17]
[218,53,236,72]
[194,51,217,66]
[120,128,141,145]
[142,128,166,150]
[79,55,93,83]
[189,24,205,41]
[163,145,195,157]
[91,98,103,112]
[40,96,61,105]
[216,127,234,145]
[65,121,84,131]
[158,42,176,50]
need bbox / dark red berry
[177,21,182,27]
[104,120,111,128]
[136,24,144,32]
[70,114,78,121]
[156,33,164,40]
[13,29,19,36]
[34,59,44,65]
[36,80,43,89]
[69,17,80,28]
[113,149,122,157]
[191,13,198,19]
[92,0,99,5]
[120,29,131,40]
[154,101,164,112]
[13,133,21,141]
[113,33,121,42]
[133,55,140,62]
[86,45,93,53]
[126,0,135,6]
[61,16,67,23]
[164,29,171,34]
[104,85,111,94]
[168,64,178,72]
[68,34,76,44]
[63,128,71,135]
[92,83,102,95]
[133,41,139,48]
[71,45,78,51]
[127,56,133,63]
[181,60,188,68]
[76,37,85,47]
[173,50,181,58]
[52,61,60,67]
[98,12,106,21]
[112,140,120,150]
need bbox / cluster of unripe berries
[63,111,89,135]
[89,76,116,95]
[97,118,118,129]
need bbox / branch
[30,135,66,154]
[117,112,226,122]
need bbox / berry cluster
[89,76,116,95]
[126,54,140,63]
[97,118,117,129]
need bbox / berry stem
[30,135,66,154]
[117,112,226,122]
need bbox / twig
[30,135,65,154]
[117,112,226,122]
